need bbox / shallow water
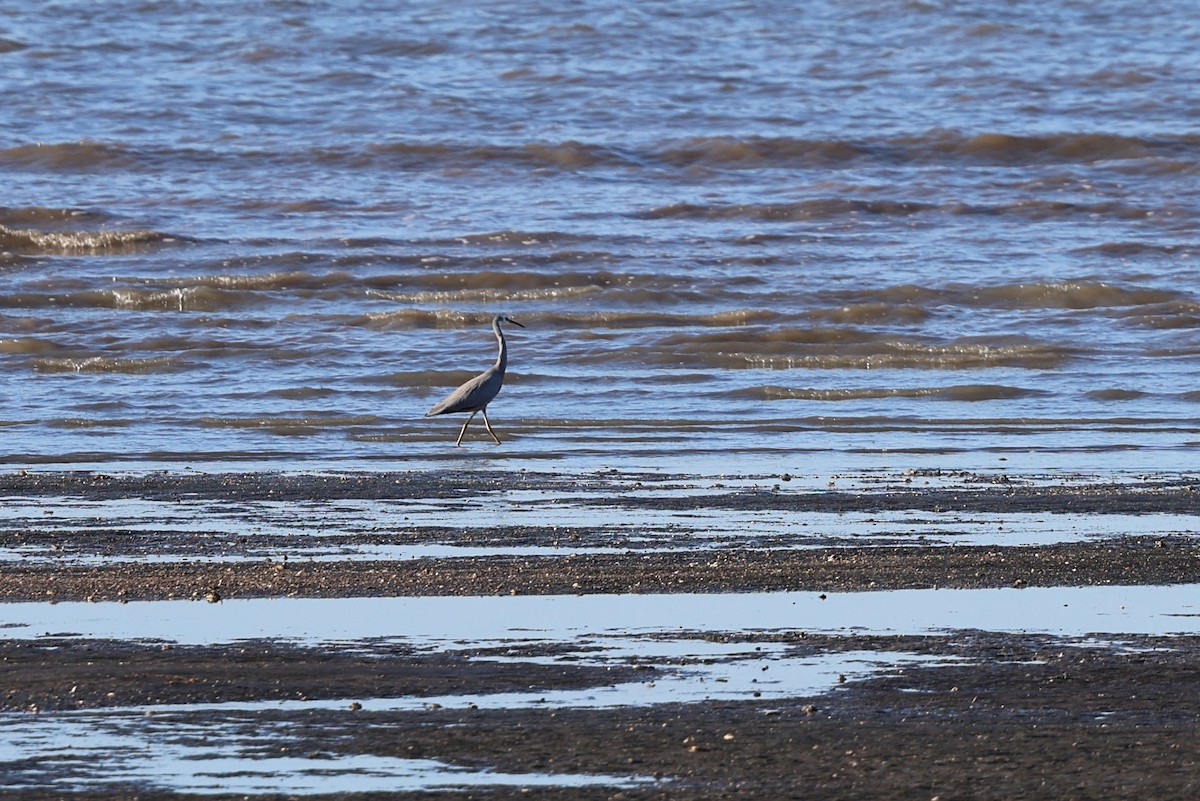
[8,584,1199,643]
[1,713,651,795]
[2,490,1196,566]
[2,0,1200,472]
[0,643,934,795]
[5,587,1196,793]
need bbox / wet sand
[1,469,1198,602]
[3,537,1197,602]
[2,470,1198,798]
[3,633,1197,799]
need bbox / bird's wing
[426,369,499,416]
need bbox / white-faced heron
[425,314,525,446]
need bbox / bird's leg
[454,411,478,447]
[480,407,502,445]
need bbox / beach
[6,631,1198,800]
[2,468,1198,797]
[4,0,1200,794]
[2,470,1198,602]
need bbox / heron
[425,314,525,446]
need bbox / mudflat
[1,469,1197,601]
[1,470,1197,799]
[3,633,1197,799]
[2,537,1196,602]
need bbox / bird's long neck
[493,319,507,374]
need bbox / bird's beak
[509,319,526,328]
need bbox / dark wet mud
[2,470,1198,799]
[3,537,1198,602]
[318,634,1200,801]
[1,468,1199,512]
[1,469,1197,601]
[1,638,644,714]
[2,633,1197,800]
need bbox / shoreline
[4,632,1198,798]
[0,468,1197,511]
[1,469,1197,601]
[4,469,1198,798]
[4,538,1197,603]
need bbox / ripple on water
[0,713,653,795]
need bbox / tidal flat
[0,469,1197,798]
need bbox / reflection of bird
[426,315,525,446]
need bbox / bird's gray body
[426,315,523,445]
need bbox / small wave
[1082,69,1157,89]
[0,337,66,355]
[373,284,605,304]
[7,131,1192,180]
[657,327,897,349]
[0,286,254,312]
[967,281,1180,309]
[0,271,364,311]
[962,199,1157,221]
[609,131,1197,171]
[290,137,863,173]
[175,270,356,291]
[361,268,620,304]
[520,141,622,168]
[198,415,383,435]
[575,309,778,327]
[279,198,356,214]
[0,206,115,227]
[423,230,603,247]
[639,199,934,222]
[460,131,1200,171]
[644,130,1200,171]
[1078,241,1199,258]
[345,308,484,330]
[826,281,1183,311]
[503,309,783,329]
[104,287,246,311]
[651,136,870,167]
[366,270,642,291]
[0,141,139,172]
[945,131,1163,163]
[737,384,1042,402]
[640,198,1160,224]
[350,141,633,171]
[32,356,187,374]
[0,224,177,254]
[964,22,1008,37]
[720,346,1073,371]
[627,330,1078,370]
[342,248,624,272]
[339,268,770,317]
[1115,301,1200,329]
[261,387,341,400]
[46,417,135,429]
[1086,389,1148,401]
[335,36,449,58]
[806,303,931,325]
[369,369,470,386]
[349,308,783,332]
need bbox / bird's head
[496,314,525,328]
